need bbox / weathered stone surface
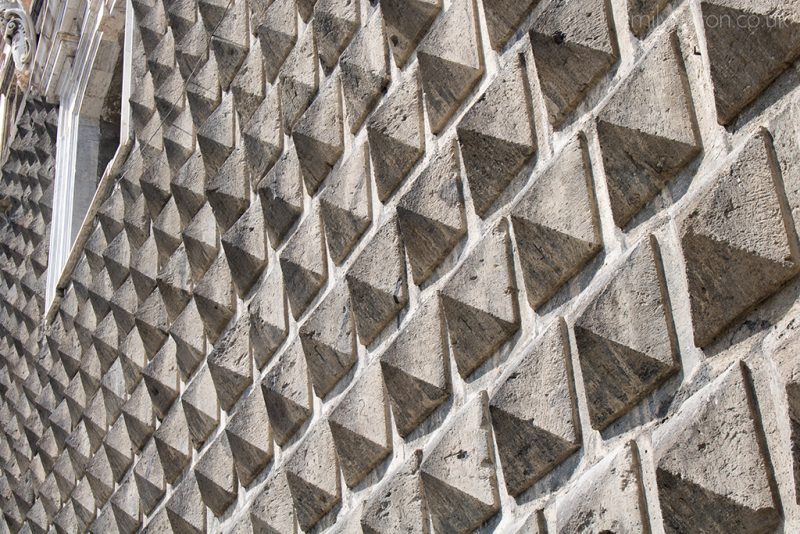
[701,0,800,125]
[134,288,169,357]
[280,27,319,133]
[104,415,134,481]
[226,386,273,486]
[85,446,114,506]
[209,0,248,90]
[156,242,192,321]
[194,252,236,342]
[421,393,499,532]
[153,404,191,484]
[197,91,235,176]
[182,202,218,282]
[366,69,425,202]
[490,319,581,496]
[381,0,441,67]
[133,441,164,514]
[261,339,311,445]
[511,135,602,310]
[460,54,535,216]
[347,217,408,346]
[280,212,328,319]
[417,0,484,134]
[206,147,250,232]
[170,298,207,378]
[329,363,391,487]
[252,0,297,83]
[679,131,800,348]
[628,0,671,36]
[340,11,390,133]
[530,0,617,126]
[243,86,282,183]
[293,73,344,194]
[182,366,220,449]
[299,282,355,397]
[165,473,206,534]
[142,338,180,419]
[360,450,426,533]
[575,237,678,430]
[398,141,466,285]
[440,225,519,378]
[596,33,701,228]
[483,0,538,50]
[250,471,296,533]
[551,442,648,532]
[171,151,207,224]
[208,315,252,411]
[314,0,360,72]
[110,476,140,533]
[284,423,340,531]
[121,380,154,451]
[653,364,780,533]
[248,266,288,369]
[319,142,372,265]
[257,145,305,248]
[222,198,267,298]
[195,432,237,516]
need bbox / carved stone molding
[0,1,34,84]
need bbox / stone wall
[4,0,800,532]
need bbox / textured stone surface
[207,316,252,411]
[440,225,519,378]
[511,136,602,310]
[458,54,535,217]
[280,27,319,133]
[226,387,272,486]
[596,32,701,228]
[261,339,311,446]
[490,319,580,496]
[417,0,484,134]
[529,0,617,127]
[679,131,800,348]
[361,450,427,533]
[575,237,679,430]
[257,145,305,248]
[483,0,539,50]
[280,212,328,319]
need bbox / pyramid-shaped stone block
[484,0,538,50]
[165,473,206,534]
[596,33,701,228]
[208,316,252,411]
[458,54,535,217]
[182,366,220,449]
[243,86,282,183]
[154,403,192,484]
[511,135,602,310]
[280,28,319,133]
[206,147,250,232]
[575,237,679,430]
[222,199,267,297]
[142,338,180,419]
[226,386,273,486]
[231,39,265,124]
[421,393,500,532]
[679,130,800,348]
[209,0,248,90]
[195,432,237,516]
[347,217,408,346]
[381,0,441,68]
[490,319,581,496]
[280,212,328,319]
[249,471,296,533]
[197,91,235,176]
[248,266,288,369]
[361,450,427,533]
[170,298,207,378]
[257,145,305,249]
[440,225,519,378]
[252,0,297,83]
[182,202,218,282]
[261,339,311,446]
[171,150,207,224]
[397,141,466,285]
[314,0,360,72]
[133,441,164,514]
[194,252,236,342]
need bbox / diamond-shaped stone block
[257,145,305,249]
[381,0,441,68]
[280,212,328,319]
[226,386,273,486]
[261,339,311,445]
[280,27,319,133]
[208,316,252,411]
[222,199,268,298]
[483,0,538,50]
[313,0,360,72]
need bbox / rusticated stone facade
[3,0,800,532]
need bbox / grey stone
[257,146,305,249]
[458,54,535,217]
[511,135,602,310]
[701,0,800,125]
[530,0,617,127]
[110,476,140,533]
[171,151,207,225]
[252,0,297,83]
[141,152,172,221]
[121,380,154,451]
[381,0,441,68]
[103,231,131,288]
[134,288,169,357]
[243,85,282,184]
[195,433,237,516]
[490,319,581,496]
[110,277,137,335]
[194,252,236,343]
[440,225,519,378]
[261,339,311,445]
[421,392,500,532]
[133,441,164,514]
[131,236,158,302]
[628,0,671,36]
[284,422,340,531]
[182,202,218,282]
[250,470,296,533]
[299,281,355,398]
[366,69,425,202]
[210,0,248,90]
[280,212,328,319]
[347,217,408,346]
[280,28,319,133]
[551,442,648,533]
[417,0,484,134]
[153,403,191,484]
[319,142,372,265]
[206,146,250,232]
[142,337,180,419]
[165,473,206,534]
[679,130,800,348]
[85,447,114,507]
[182,366,220,449]
[222,198,268,298]
[314,0,360,72]
[156,242,192,322]
[575,237,678,430]
[340,11,391,133]
[226,386,273,486]
[152,198,182,266]
[248,266,288,369]
[596,33,701,228]
[653,364,780,533]
[170,298,207,378]
[483,0,538,50]
[361,450,427,534]
[293,73,344,195]
[208,315,252,411]
[397,141,466,285]
[197,91,235,176]
[104,416,133,481]
[232,39,265,124]
[329,363,391,487]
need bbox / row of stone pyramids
[2,0,800,531]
